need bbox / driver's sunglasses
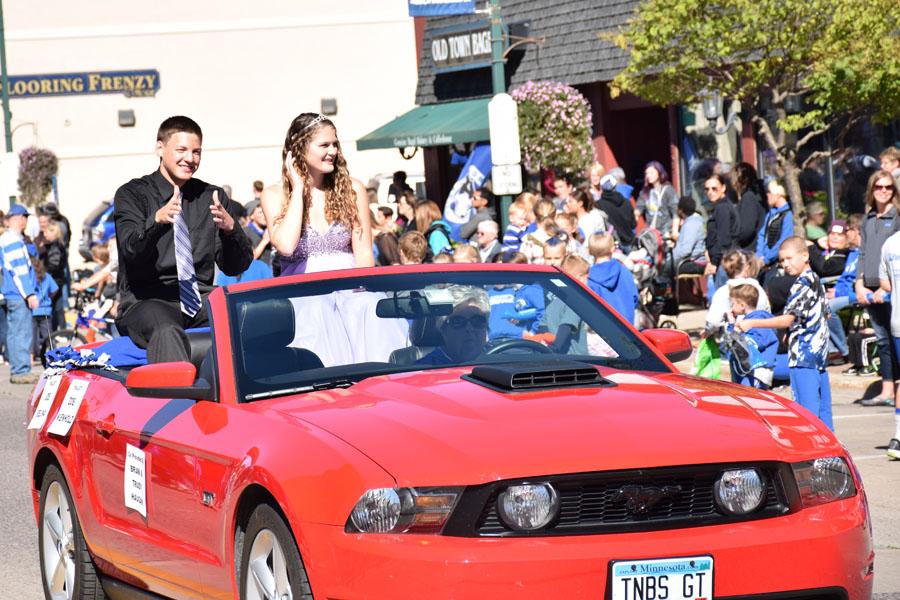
[445,314,489,330]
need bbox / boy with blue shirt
[727,284,777,389]
[1,204,40,384]
[737,237,833,429]
[755,180,793,273]
[587,233,638,325]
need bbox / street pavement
[1,311,898,598]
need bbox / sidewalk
[666,308,879,399]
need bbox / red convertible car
[27,264,873,599]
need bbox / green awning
[356,98,489,150]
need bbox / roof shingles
[415,0,639,105]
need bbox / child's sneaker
[888,438,900,460]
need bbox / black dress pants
[118,299,209,364]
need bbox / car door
[88,382,207,598]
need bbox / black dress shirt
[114,170,252,313]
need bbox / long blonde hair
[279,113,358,232]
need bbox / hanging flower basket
[510,81,594,177]
[17,146,58,206]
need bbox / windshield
[226,269,669,401]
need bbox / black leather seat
[389,317,444,365]
[239,298,324,380]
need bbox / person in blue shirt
[587,233,638,325]
[672,195,707,274]
[756,180,794,277]
[30,255,59,361]
[823,218,860,365]
[737,237,833,430]
[728,284,777,389]
[1,204,40,384]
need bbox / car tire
[38,464,106,600]
[239,503,313,600]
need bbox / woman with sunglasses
[855,171,900,406]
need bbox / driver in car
[416,286,491,366]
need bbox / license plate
[610,555,713,600]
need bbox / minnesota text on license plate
[611,555,713,600]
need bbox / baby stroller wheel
[658,318,678,329]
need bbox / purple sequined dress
[279,222,355,275]
[279,222,410,366]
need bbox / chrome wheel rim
[246,528,292,600]
[42,481,76,600]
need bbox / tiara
[302,114,328,131]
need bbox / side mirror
[126,361,213,400]
[642,329,693,364]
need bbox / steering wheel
[484,337,554,356]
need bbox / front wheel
[38,464,105,600]
[239,503,313,600]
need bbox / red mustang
[27,264,873,599]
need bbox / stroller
[624,227,679,330]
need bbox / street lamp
[700,89,740,135]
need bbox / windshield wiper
[244,378,357,402]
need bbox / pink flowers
[511,80,593,176]
[17,146,58,205]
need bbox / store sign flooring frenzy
[611,556,713,600]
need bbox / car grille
[443,462,793,537]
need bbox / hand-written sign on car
[124,444,148,518]
[27,373,63,430]
[47,379,90,437]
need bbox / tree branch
[801,150,833,169]
[795,126,829,152]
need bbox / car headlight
[792,457,856,507]
[497,483,559,531]
[713,468,765,515]
[347,487,461,534]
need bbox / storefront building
[359,0,756,205]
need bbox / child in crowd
[31,255,59,361]
[877,226,900,459]
[535,254,591,355]
[502,200,532,252]
[586,233,638,325]
[736,237,833,430]
[554,212,591,260]
[452,245,479,264]
[727,284,777,389]
[398,231,428,265]
[706,249,770,330]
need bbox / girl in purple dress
[261,113,374,275]
[261,114,406,366]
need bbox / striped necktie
[172,195,202,317]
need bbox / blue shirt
[672,213,706,265]
[785,269,829,369]
[502,224,525,252]
[216,259,273,286]
[32,274,59,317]
[0,230,36,300]
[587,260,638,325]
[756,204,794,266]
[834,248,859,300]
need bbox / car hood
[270,367,839,486]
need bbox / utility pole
[0,0,11,154]
[489,0,513,230]
[0,0,15,205]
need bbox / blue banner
[444,143,491,241]
[409,0,476,17]
[7,70,160,98]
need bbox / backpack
[424,221,453,262]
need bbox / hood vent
[463,361,615,393]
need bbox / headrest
[410,317,443,347]
[239,298,295,346]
